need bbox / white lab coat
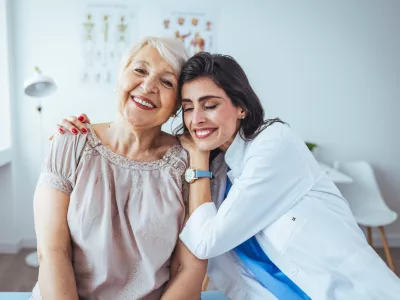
[180,123,400,300]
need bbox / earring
[240,115,246,119]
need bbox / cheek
[119,70,140,91]
[216,110,239,136]
[161,90,178,110]
[213,109,236,127]
[184,114,191,129]
[120,77,135,92]
[117,74,139,108]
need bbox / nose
[141,74,158,94]
[191,106,206,126]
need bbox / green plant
[305,142,317,152]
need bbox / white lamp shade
[24,68,57,97]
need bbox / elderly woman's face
[117,45,179,128]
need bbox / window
[0,0,12,151]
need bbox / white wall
[0,0,12,149]
[0,164,16,252]
[0,0,17,253]
[3,0,400,250]
[8,0,118,247]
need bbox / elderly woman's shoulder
[160,131,179,147]
[160,131,188,164]
[51,129,89,146]
[47,130,89,165]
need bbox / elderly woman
[31,37,207,300]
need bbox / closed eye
[134,68,147,75]
[160,78,174,88]
[183,104,218,113]
[183,107,193,113]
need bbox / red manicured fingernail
[78,116,84,122]
[58,127,64,133]
[81,128,87,133]
[72,128,78,134]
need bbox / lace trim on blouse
[85,124,183,171]
[37,124,188,198]
[37,172,73,195]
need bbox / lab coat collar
[224,131,247,179]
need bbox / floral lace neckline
[85,124,182,170]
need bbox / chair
[334,161,397,272]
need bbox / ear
[237,107,247,119]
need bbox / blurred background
[0,0,399,293]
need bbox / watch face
[185,168,195,183]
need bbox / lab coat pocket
[261,210,307,254]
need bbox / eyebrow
[182,95,223,103]
[135,60,149,66]
[134,60,177,78]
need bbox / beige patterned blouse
[31,125,188,300]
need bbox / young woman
[176,52,400,300]
[58,52,400,300]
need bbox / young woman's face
[117,45,179,128]
[181,77,245,151]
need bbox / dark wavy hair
[174,52,284,143]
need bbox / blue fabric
[224,173,233,199]
[201,291,229,299]
[224,175,310,300]
[0,293,31,300]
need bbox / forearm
[188,152,212,214]
[38,248,78,300]
[161,262,207,300]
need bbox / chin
[194,139,221,152]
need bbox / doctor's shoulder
[245,121,290,150]
[245,121,310,158]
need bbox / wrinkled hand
[49,113,91,140]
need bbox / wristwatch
[184,168,213,183]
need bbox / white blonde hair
[119,36,189,79]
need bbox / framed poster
[161,10,216,57]
[81,2,136,84]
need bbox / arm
[161,239,207,300]
[176,133,212,215]
[34,186,78,300]
[180,126,317,259]
[161,180,208,300]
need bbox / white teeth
[196,130,212,136]
[133,96,155,108]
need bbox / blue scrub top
[224,174,310,300]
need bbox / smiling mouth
[131,95,157,110]
[194,128,217,139]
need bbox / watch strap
[194,169,213,179]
